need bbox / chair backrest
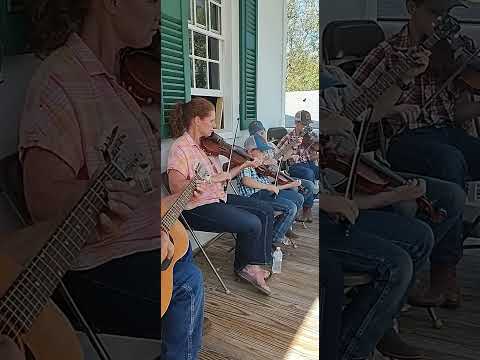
[0,152,32,225]
[267,127,287,145]
[322,20,385,76]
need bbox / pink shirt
[167,132,227,209]
[19,33,162,270]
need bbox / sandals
[235,269,272,296]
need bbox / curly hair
[169,97,215,138]
[26,0,91,55]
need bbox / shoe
[377,330,427,359]
[286,229,300,239]
[302,207,313,223]
[408,265,462,309]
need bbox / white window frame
[189,0,224,98]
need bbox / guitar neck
[161,174,199,232]
[342,32,442,122]
[0,161,128,336]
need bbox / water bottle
[272,247,283,274]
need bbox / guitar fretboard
[0,161,128,337]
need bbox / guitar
[160,165,207,318]
[0,127,140,359]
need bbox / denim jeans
[251,189,301,243]
[395,172,466,266]
[320,248,344,360]
[321,210,434,360]
[387,126,480,187]
[289,161,320,182]
[182,194,274,271]
[57,250,203,360]
[161,246,204,359]
[298,178,315,208]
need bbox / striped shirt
[19,33,162,271]
[167,132,227,209]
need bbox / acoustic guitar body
[160,206,189,318]
[0,256,83,360]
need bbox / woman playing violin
[167,97,275,296]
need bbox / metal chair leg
[179,214,231,294]
[58,282,112,360]
[427,307,443,329]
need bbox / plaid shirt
[353,24,471,132]
[278,129,311,164]
[236,166,271,197]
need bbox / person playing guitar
[18,1,202,359]
[353,0,475,307]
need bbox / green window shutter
[1,1,29,55]
[160,0,191,138]
[239,0,257,130]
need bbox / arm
[242,176,274,191]
[354,191,400,210]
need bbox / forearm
[242,177,270,190]
[354,191,399,210]
[278,182,297,190]
[228,164,247,179]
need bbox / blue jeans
[395,172,466,266]
[251,189,302,243]
[289,161,320,182]
[182,194,274,271]
[321,210,434,360]
[297,178,315,208]
[320,249,344,360]
[387,127,480,187]
[161,246,204,360]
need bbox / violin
[200,132,302,187]
[119,47,161,105]
[319,143,447,223]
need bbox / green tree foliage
[286,0,319,91]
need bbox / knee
[184,264,204,300]
[436,149,467,183]
[243,214,263,235]
[382,249,414,290]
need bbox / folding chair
[160,171,231,294]
[267,127,288,145]
[0,153,113,360]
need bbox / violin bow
[342,105,375,236]
[273,155,284,199]
[224,116,241,195]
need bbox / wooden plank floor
[195,207,320,360]
[394,246,480,360]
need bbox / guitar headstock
[433,14,461,41]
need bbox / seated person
[167,97,275,296]
[319,76,434,358]
[321,64,466,308]
[19,1,203,358]
[237,134,303,247]
[247,120,316,224]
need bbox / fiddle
[200,132,302,187]
[319,143,447,223]
[119,47,161,105]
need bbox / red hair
[169,97,214,138]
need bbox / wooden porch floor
[396,245,480,360]
[195,207,320,360]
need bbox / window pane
[209,62,220,90]
[189,31,192,55]
[193,32,207,58]
[190,58,194,87]
[208,37,219,61]
[195,59,208,88]
[196,0,207,26]
[210,3,221,33]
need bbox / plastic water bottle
[272,247,283,274]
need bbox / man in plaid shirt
[353,0,480,189]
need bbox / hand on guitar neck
[0,335,24,360]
